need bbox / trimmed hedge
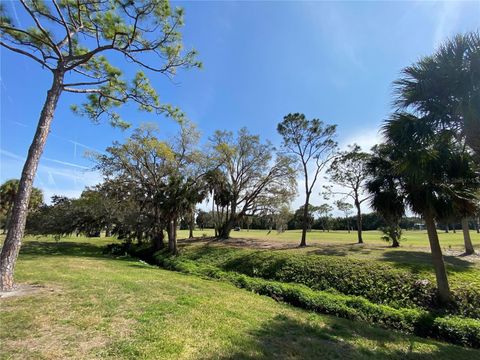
[106,243,480,348]
[151,251,480,348]
[174,246,480,319]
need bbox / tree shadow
[208,314,477,359]
[19,240,106,259]
[305,243,376,257]
[379,250,474,272]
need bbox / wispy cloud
[0,149,90,170]
[8,0,22,27]
[8,119,104,155]
[42,156,89,170]
[302,3,365,72]
[0,149,102,203]
[432,1,462,47]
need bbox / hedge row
[177,245,480,318]
[105,244,480,348]
[153,252,480,348]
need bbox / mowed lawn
[180,228,480,249]
[1,236,480,359]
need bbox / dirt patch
[0,284,51,299]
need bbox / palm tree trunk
[424,213,452,304]
[461,217,475,255]
[0,70,64,291]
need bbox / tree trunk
[424,213,452,304]
[105,225,112,238]
[188,209,194,239]
[445,224,449,233]
[391,222,401,248]
[167,218,178,254]
[461,217,475,255]
[218,217,235,239]
[476,217,480,234]
[0,70,64,291]
[355,200,363,244]
[153,230,164,251]
[300,193,310,247]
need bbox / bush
[176,246,479,318]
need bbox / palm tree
[394,32,480,161]
[382,113,479,303]
[366,145,405,248]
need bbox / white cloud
[339,126,383,152]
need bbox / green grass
[179,228,480,249]
[2,235,480,359]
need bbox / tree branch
[0,41,53,70]
[19,0,62,59]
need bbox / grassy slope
[179,229,480,289]
[1,236,479,359]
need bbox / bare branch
[63,79,110,87]
[0,41,53,70]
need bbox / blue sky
[1,1,479,209]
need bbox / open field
[1,235,480,359]
[178,229,480,250]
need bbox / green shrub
[176,246,479,318]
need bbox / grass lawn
[2,235,480,359]
[178,228,480,249]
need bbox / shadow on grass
[306,244,475,272]
[306,243,376,257]
[213,314,477,360]
[380,251,474,272]
[19,241,106,259]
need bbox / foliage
[325,144,371,243]
[366,144,406,247]
[393,32,480,161]
[0,0,200,127]
[0,179,43,232]
[94,122,207,252]
[209,127,297,238]
[277,113,337,246]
